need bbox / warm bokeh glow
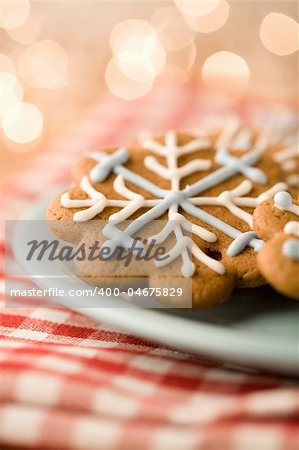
[0,89,20,120]
[151,6,194,50]
[260,13,299,56]
[0,54,16,74]
[6,12,43,45]
[175,0,220,17]
[109,18,166,90]
[116,33,166,82]
[0,72,23,118]
[105,57,153,100]
[183,0,229,33]
[18,40,68,89]
[0,0,31,30]
[110,20,152,54]
[167,40,197,72]
[3,102,43,144]
[160,63,189,84]
[202,51,250,91]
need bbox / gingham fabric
[1,86,298,450]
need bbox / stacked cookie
[254,191,299,299]
[47,121,298,308]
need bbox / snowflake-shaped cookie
[48,131,288,308]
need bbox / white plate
[11,195,299,377]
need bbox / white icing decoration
[144,156,211,180]
[149,212,217,244]
[286,174,299,187]
[60,130,285,277]
[144,130,222,276]
[214,115,290,154]
[190,180,287,228]
[273,191,299,262]
[256,109,298,148]
[216,117,243,148]
[248,109,299,189]
[284,221,299,237]
[215,148,267,184]
[281,159,296,172]
[61,175,160,223]
[227,231,263,257]
[61,176,107,222]
[232,128,253,151]
[214,116,270,153]
[211,110,298,157]
[273,145,298,163]
[273,144,298,188]
[282,238,299,261]
[274,192,299,216]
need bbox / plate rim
[8,195,299,377]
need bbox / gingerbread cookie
[47,130,287,308]
[272,146,299,189]
[202,110,298,188]
[253,191,299,300]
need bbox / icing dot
[282,238,299,261]
[274,191,292,208]
[284,221,299,236]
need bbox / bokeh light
[6,12,43,45]
[151,6,195,50]
[116,33,166,82]
[0,54,16,74]
[110,20,152,54]
[105,57,153,100]
[167,40,197,72]
[3,102,43,144]
[109,19,166,84]
[183,0,229,33]
[260,13,299,56]
[159,63,189,84]
[175,0,220,17]
[0,72,23,118]
[0,0,31,30]
[18,40,69,89]
[202,51,250,91]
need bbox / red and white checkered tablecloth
[1,85,298,450]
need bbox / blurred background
[0,0,298,183]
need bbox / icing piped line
[148,213,217,244]
[109,175,145,222]
[61,176,107,222]
[215,148,267,185]
[274,191,299,216]
[286,174,299,187]
[60,130,278,276]
[272,144,298,188]
[89,148,129,183]
[190,181,287,228]
[227,232,263,257]
[281,159,296,172]
[181,200,262,253]
[185,148,267,199]
[142,131,219,276]
[89,150,168,198]
[273,145,298,163]
[144,156,211,180]
[232,128,254,151]
[216,117,242,149]
[142,131,211,157]
[60,175,160,223]
[191,242,225,275]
